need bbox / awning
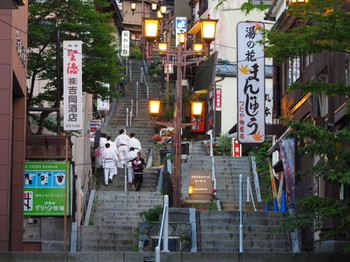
[187,89,208,102]
[188,20,202,34]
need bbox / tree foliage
[28,0,123,134]
[261,0,350,249]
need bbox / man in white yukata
[106,136,119,176]
[98,133,107,168]
[114,129,130,168]
[128,133,142,154]
[102,143,118,186]
[125,147,138,187]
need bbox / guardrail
[155,195,169,262]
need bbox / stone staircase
[102,59,162,160]
[78,59,291,254]
[182,141,264,210]
[196,210,291,253]
[78,191,163,251]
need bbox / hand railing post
[163,195,169,252]
[239,174,243,253]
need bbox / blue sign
[176,17,187,30]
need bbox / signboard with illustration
[24,161,70,216]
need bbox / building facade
[266,0,350,252]
[0,0,27,251]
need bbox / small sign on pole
[121,30,130,57]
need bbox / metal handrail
[239,174,243,253]
[130,99,133,126]
[246,177,257,211]
[129,59,132,82]
[155,195,169,262]
[141,61,150,99]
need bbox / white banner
[63,41,83,131]
[121,30,130,57]
[237,22,265,143]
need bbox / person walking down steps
[102,143,118,186]
[131,151,146,191]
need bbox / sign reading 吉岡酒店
[24,161,71,216]
[121,30,130,57]
[237,22,265,143]
[63,41,83,130]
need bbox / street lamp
[131,2,137,15]
[160,5,167,15]
[143,18,160,42]
[146,16,217,208]
[178,32,186,45]
[149,99,161,116]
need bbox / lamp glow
[158,42,168,52]
[192,101,203,116]
[130,2,136,11]
[151,3,157,11]
[201,20,218,42]
[144,19,160,41]
[193,43,203,52]
[178,33,185,44]
[160,5,167,14]
[189,184,194,195]
[149,100,160,116]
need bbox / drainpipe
[213,76,225,141]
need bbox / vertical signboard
[24,161,70,216]
[176,17,187,46]
[232,138,242,157]
[121,30,130,57]
[215,88,222,108]
[279,139,296,207]
[237,22,265,143]
[63,41,83,130]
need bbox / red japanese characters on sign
[232,138,242,157]
[63,41,82,130]
[215,88,221,108]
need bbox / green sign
[24,161,70,216]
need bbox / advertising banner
[279,139,296,207]
[63,41,83,130]
[24,161,71,216]
[237,22,265,143]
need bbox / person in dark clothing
[131,151,146,191]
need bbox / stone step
[200,232,287,241]
[200,239,289,251]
